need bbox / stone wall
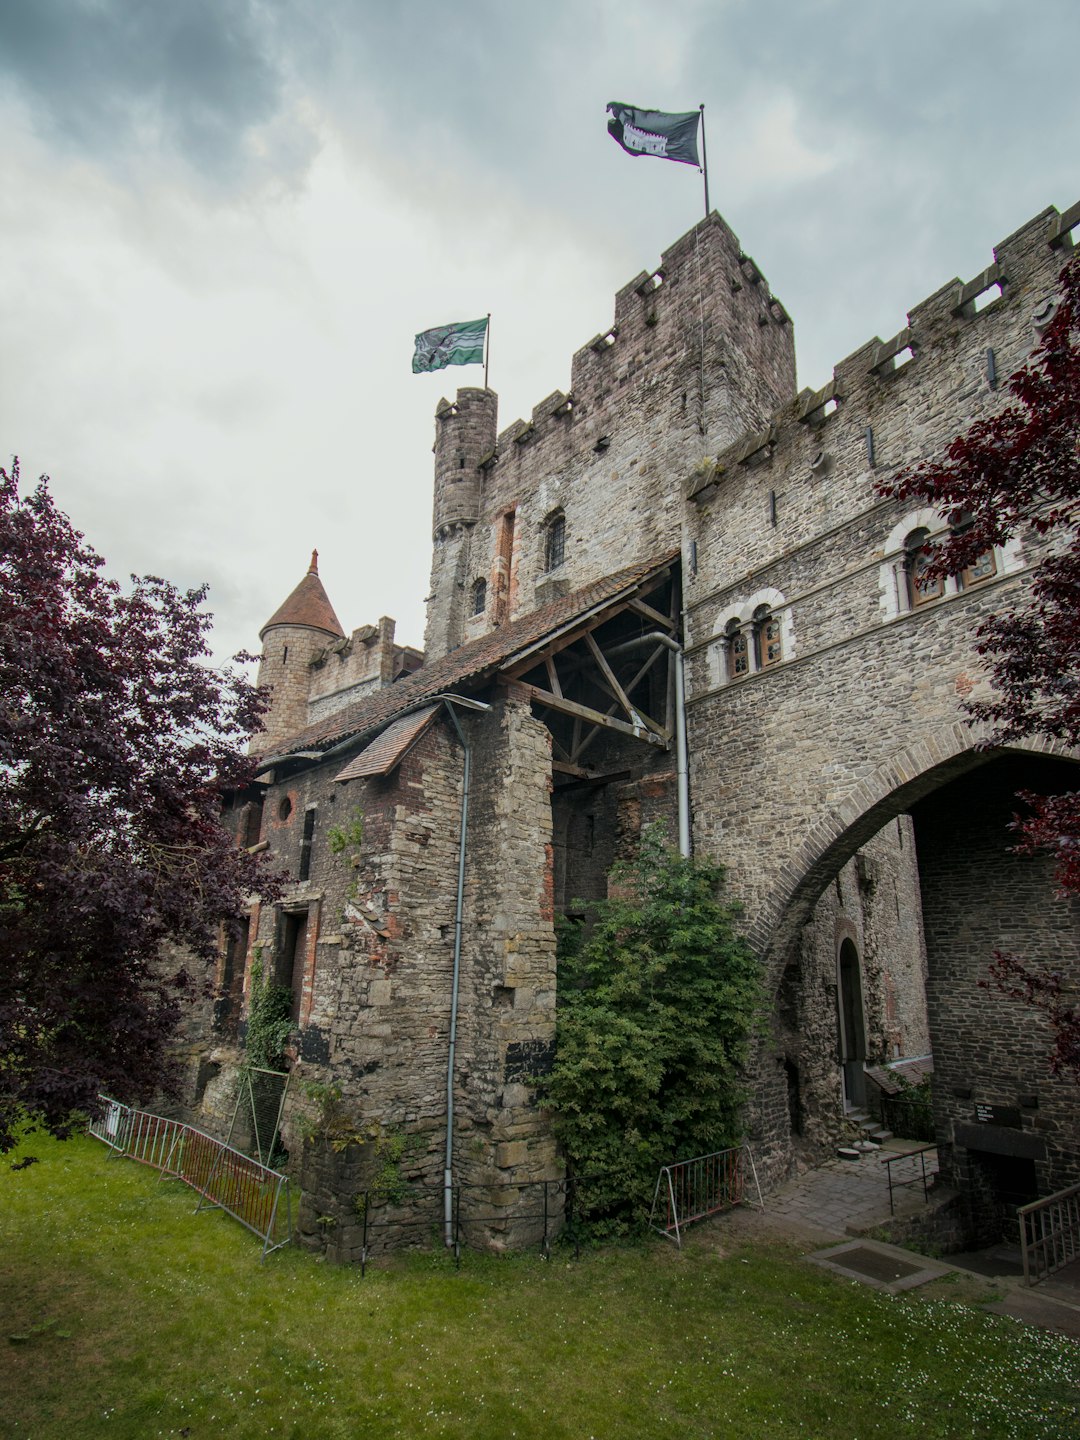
[424,213,797,659]
[767,816,929,1169]
[306,616,402,722]
[913,758,1080,1229]
[684,201,1079,1184]
[185,688,563,1257]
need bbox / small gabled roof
[334,706,439,782]
[256,550,678,767]
[260,551,345,640]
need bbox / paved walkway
[761,1138,935,1235]
[741,1140,1080,1341]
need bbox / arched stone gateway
[720,734,1080,1238]
[751,728,1077,971]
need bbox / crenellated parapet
[432,387,499,538]
[424,211,798,660]
[688,198,1079,513]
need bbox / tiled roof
[864,1057,934,1096]
[260,552,345,639]
[334,706,438,782]
[259,551,677,763]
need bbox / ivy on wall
[243,952,293,1071]
[543,826,762,1233]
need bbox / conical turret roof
[260,551,345,640]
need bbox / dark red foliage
[985,954,1080,1083]
[0,463,281,1148]
[880,251,1080,1079]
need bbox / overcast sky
[3,0,1079,665]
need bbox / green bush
[543,826,761,1234]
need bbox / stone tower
[256,551,344,753]
[422,211,798,662]
[425,387,499,656]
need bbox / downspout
[604,632,691,858]
[439,695,492,1246]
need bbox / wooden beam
[569,645,672,762]
[501,603,634,679]
[585,633,668,739]
[585,632,635,719]
[520,684,668,747]
[552,760,593,778]
[545,655,563,698]
[553,768,632,791]
[627,597,675,630]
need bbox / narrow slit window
[544,511,566,572]
[299,807,316,882]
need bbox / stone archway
[746,734,1080,1227]
[749,725,1077,974]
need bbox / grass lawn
[1,1131,1078,1440]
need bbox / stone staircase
[845,1108,893,1146]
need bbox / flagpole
[484,313,491,391]
[699,104,709,218]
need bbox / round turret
[255,551,344,754]
[432,387,498,538]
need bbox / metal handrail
[881,1144,938,1214]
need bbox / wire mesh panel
[224,1067,290,1166]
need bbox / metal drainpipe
[439,695,492,1246]
[604,632,690,858]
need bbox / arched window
[904,528,944,607]
[543,510,565,572]
[469,577,487,616]
[952,513,998,589]
[753,605,783,668]
[725,618,749,680]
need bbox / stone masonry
[178,197,1080,1256]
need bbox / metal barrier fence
[1018,1182,1080,1286]
[882,1144,938,1214]
[88,1097,292,1260]
[649,1145,762,1246]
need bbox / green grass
[1,1132,1078,1440]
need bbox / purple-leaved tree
[0,462,281,1149]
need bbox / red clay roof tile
[257,551,677,763]
[260,551,345,640]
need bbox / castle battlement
[690,197,1079,506]
[426,211,798,657]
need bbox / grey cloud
[0,0,308,186]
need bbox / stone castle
[184,196,1080,1259]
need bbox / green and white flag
[412,316,488,373]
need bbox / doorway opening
[838,938,867,1110]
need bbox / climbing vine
[297,1080,412,1214]
[543,826,762,1235]
[243,949,293,1071]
